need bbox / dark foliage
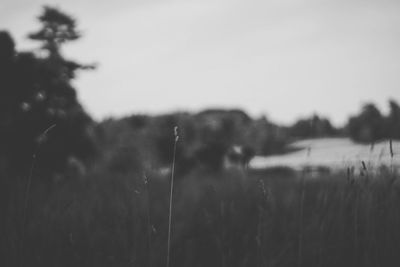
[347,100,400,143]
[28,6,80,56]
[289,114,338,139]
[0,6,95,178]
[96,109,291,175]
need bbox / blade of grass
[18,124,56,267]
[166,126,179,267]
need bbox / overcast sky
[1,0,400,125]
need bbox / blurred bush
[346,100,400,143]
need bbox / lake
[250,137,400,171]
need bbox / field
[2,158,400,267]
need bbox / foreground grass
[1,166,400,267]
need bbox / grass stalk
[166,126,179,267]
[144,173,153,267]
[257,179,267,267]
[18,124,56,267]
[297,173,306,267]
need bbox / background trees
[289,115,338,139]
[387,100,400,139]
[346,100,400,143]
[0,6,95,179]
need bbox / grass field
[2,162,400,267]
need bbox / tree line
[1,6,399,179]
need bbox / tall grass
[143,172,152,266]
[297,173,305,267]
[166,126,179,267]
[18,124,56,267]
[2,144,400,266]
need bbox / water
[250,138,400,170]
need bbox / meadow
[2,158,400,267]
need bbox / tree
[0,6,96,179]
[29,6,80,57]
[347,103,385,143]
[387,99,400,139]
[289,115,337,139]
[0,31,15,62]
[0,32,16,126]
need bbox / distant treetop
[28,6,80,57]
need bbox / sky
[1,0,400,125]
